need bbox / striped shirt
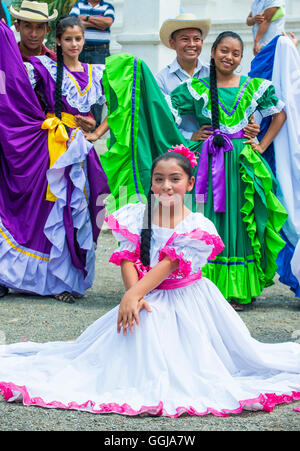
[69,1,115,44]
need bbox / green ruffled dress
[100,54,287,305]
[170,76,287,304]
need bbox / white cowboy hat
[160,13,211,48]
[10,1,58,23]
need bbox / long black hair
[140,152,194,267]
[210,31,244,148]
[55,16,85,119]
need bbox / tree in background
[11,0,76,47]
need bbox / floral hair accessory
[168,144,198,168]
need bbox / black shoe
[0,284,9,297]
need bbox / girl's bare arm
[83,116,109,142]
[117,257,179,335]
[251,110,286,154]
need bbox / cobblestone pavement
[0,230,299,431]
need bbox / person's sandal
[53,292,75,304]
[230,300,244,311]
[0,284,9,297]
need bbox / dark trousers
[79,43,110,127]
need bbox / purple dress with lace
[0,21,109,295]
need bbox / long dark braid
[210,31,244,148]
[140,152,194,268]
[55,16,85,120]
[140,189,153,268]
[55,42,64,120]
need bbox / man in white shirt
[156,13,261,143]
[155,14,211,141]
[247,0,286,55]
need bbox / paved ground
[0,229,299,432]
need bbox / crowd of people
[0,0,299,418]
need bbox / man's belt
[83,43,109,50]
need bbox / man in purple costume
[0,18,109,301]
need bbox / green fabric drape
[100,54,188,213]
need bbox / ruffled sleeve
[24,62,40,90]
[167,82,196,126]
[104,203,145,266]
[256,82,285,118]
[27,56,106,112]
[158,215,225,277]
[92,64,106,106]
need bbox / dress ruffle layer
[0,381,299,417]
[202,145,287,304]
[239,145,287,287]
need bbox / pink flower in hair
[168,144,198,168]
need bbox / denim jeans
[79,43,110,127]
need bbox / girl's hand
[117,296,152,336]
[244,138,264,154]
[253,40,260,56]
[191,125,213,142]
[289,32,299,47]
[83,130,100,142]
[282,31,299,48]
[117,293,140,336]
[75,115,96,132]
[250,141,264,154]
[83,117,109,142]
[243,115,260,139]
[137,298,152,315]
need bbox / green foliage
[45,0,77,48]
[11,0,77,48]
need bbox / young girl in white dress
[0,147,299,417]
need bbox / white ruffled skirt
[0,277,300,417]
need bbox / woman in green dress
[86,32,287,311]
[169,31,287,310]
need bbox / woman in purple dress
[0,16,109,303]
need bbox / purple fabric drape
[0,21,53,253]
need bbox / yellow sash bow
[42,112,77,202]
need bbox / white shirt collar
[169,57,205,77]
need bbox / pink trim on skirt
[0,382,299,417]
